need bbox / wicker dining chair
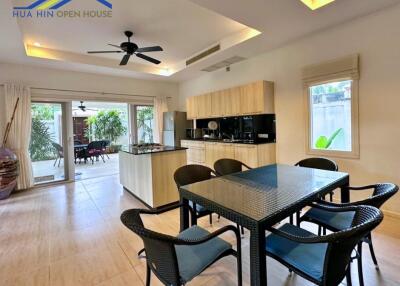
[214,158,252,236]
[174,164,218,226]
[213,158,252,177]
[291,157,339,225]
[295,157,339,202]
[299,183,398,286]
[121,204,242,286]
[266,204,383,286]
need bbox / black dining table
[179,164,350,286]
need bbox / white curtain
[153,97,169,144]
[4,84,34,190]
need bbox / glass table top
[180,164,349,222]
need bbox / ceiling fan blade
[136,53,161,65]
[87,51,122,54]
[120,54,131,65]
[108,44,122,49]
[136,46,163,53]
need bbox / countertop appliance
[163,111,188,147]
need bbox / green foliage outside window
[136,106,154,143]
[85,110,127,144]
[315,128,343,149]
[30,104,57,161]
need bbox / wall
[178,5,400,215]
[0,63,179,140]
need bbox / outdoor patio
[32,153,119,183]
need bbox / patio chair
[299,183,398,286]
[266,204,383,286]
[101,139,111,159]
[86,141,106,164]
[121,204,242,286]
[52,142,64,167]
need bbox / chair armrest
[310,200,354,208]
[267,222,353,244]
[344,185,377,191]
[309,203,358,212]
[242,163,253,170]
[175,225,240,246]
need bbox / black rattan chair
[295,157,338,202]
[52,142,64,167]
[214,158,252,235]
[214,158,252,177]
[299,183,398,286]
[291,157,339,225]
[121,204,242,286]
[174,164,218,226]
[266,204,383,286]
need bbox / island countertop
[120,145,187,155]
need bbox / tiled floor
[0,175,399,286]
[32,153,119,183]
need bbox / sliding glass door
[135,105,154,144]
[30,102,68,184]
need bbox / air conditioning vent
[186,44,220,66]
[201,56,246,72]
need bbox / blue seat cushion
[302,207,355,231]
[189,200,209,215]
[266,223,328,282]
[176,225,232,283]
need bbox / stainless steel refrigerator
[163,111,188,147]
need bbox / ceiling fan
[77,101,87,112]
[87,31,163,66]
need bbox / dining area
[120,158,398,286]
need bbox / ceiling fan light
[300,0,335,10]
[33,42,41,47]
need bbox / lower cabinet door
[234,145,258,168]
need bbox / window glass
[136,106,154,143]
[310,80,352,152]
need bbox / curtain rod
[0,84,172,99]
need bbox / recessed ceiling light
[159,68,171,76]
[300,0,335,10]
[33,42,41,47]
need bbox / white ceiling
[1,0,400,82]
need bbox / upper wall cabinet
[186,80,274,119]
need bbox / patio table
[179,164,350,286]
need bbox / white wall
[0,63,179,140]
[178,5,400,215]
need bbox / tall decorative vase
[0,147,19,200]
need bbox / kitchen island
[119,145,187,209]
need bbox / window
[135,105,154,143]
[303,55,359,158]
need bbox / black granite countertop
[181,138,275,145]
[121,145,187,155]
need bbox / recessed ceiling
[12,0,258,76]
[1,0,400,81]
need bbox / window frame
[305,76,360,159]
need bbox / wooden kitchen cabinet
[182,140,276,169]
[240,81,274,115]
[197,93,212,118]
[186,80,274,119]
[230,87,242,116]
[181,140,205,165]
[186,96,197,119]
[234,144,259,168]
[205,142,235,168]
